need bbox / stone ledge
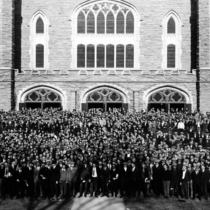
[122,70,131,75]
[78,70,87,75]
[108,70,117,75]
[93,70,102,75]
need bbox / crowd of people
[0,107,210,202]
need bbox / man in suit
[170,162,180,198]
[200,165,209,200]
[78,161,90,197]
[110,163,119,197]
[120,161,131,197]
[101,163,110,197]
[180,165,190,199]
[130,162,140,198]
[50,162,60,200]
[59,164,68,199]
[152,160,162,197]
[191,166,201,200]
[90,162,98,197]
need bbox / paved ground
[71,197,124,210]
[0,195,210,210]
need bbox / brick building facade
[0,0,209,112]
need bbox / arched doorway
[19,88,62,110]
[82,86,128,112]
[147,88,191,112]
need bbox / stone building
[0,0,209,112]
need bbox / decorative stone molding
[17,83,68,110]
[79,70,87,75]
[80,83,130,104]
[108,70,117,75]
[122,70,131,75]
[149,70,157,75]
[93,70,102,75]
[53,70,61,75]
[142,84,194,111]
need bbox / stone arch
[143,85,193,111]
[81,83,129,104]
[81,84,129,111]
[17,84,67,110]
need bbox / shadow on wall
[14,0,22,73]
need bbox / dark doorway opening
[88,103,104,111]
[107,103,122,111]
[170,103,185,112]
[148,103,168,112]
[43,103,62,110]
[26,103,42,109]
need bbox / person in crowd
[0,107,210,201]
[180,165,190,200]
[162,164,171,198]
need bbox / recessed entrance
[147,88,191,112]
[20,88,62,110]
[82,86,128,112]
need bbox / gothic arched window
[167,17,175,34]
[36,18,44,33]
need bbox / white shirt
[182,170,186,179]
[178,122,185,129]
[92,167,97,178]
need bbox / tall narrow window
[106,45,114,68]
[167,17,175,34]
[36,44,44,68]
[97,45,105,67]
[77,44,85,67]
[97,12,105,34]
[126,44,134,68]
[117,44,124,68]
[106,11,114,33]
[87,44,95,67]
[117,11,124,33]
[36,18,44,33]
[126,12,134,33]
[167,44,175,68]
[77,11,85,33]
[87,11,95,33]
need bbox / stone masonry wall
[19,0,191,72]
[199,0,210,68]
[0,0,13,111]
[15,70,197,112]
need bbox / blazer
[180,170,190,183]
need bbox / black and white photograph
[0,0,210,210]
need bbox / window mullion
[85,45,87,68]
[104,45,106,68]
[114,45,116,69]
[95,45,97,68]
[124,45,126,68]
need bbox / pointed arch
[87,11,95,33]
[162,10,182,70]
[117,11,124,33]
[106,11,114,33]
[126,11,134,33]
[30,11,49,70]
[71,0,140,69]
[97,11,105,33]
[17,84,68,110]
[36,17,44,33]
[167,17,175,34]
[77,11,85,33]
